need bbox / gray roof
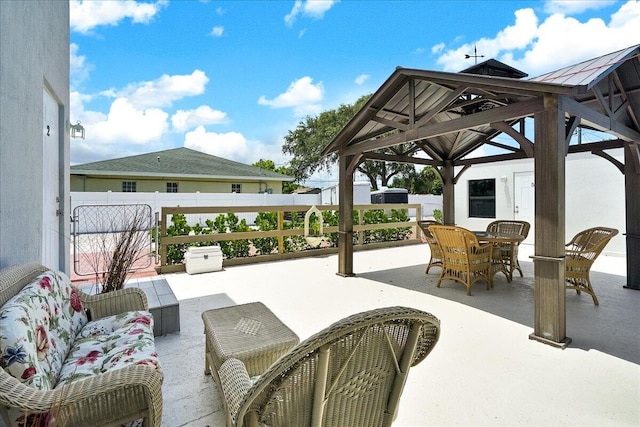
[71,147,294,182]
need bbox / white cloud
[437,8,538,72]
[120,70,210,109]
[71,91,105,125]
[210,26,224,37]
[184,126,250,161]
[412,47,425,55]
[285,0,339,26]
[544,0,617,15]
[431,43,445,54]
[258,76,324,116]
[354,74,370,85]
[183,127,285,165]
[79,97,169,145]
[436,1,640,76]
[70,0,167,34]
[171,106,228,132]
[70,43,93,88]
[70,69,217,161]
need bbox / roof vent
[459,58,528,79]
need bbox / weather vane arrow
[465,45,484,64]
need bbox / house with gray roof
[71,147,294,194]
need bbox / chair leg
[514,259,524,277]
[586,279,599,306]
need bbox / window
[468,179,495,218]
[166,182,178,193]
[231,183,242,193]
[122,181,137,192]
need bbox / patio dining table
[474,231,525,282]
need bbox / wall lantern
[70,120,85,139]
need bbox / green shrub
[253,211,278,255]
[433,209,443,224]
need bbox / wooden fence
[157,203,423,273]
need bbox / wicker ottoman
[202,302,299,380]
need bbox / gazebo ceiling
[323,45,640,168]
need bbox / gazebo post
[442,160,455,225]
[529,95,571,348]
[624,143,640,290]
[337,153,355,277]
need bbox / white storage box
[185,246,223,274]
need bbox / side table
[202,302,299,380]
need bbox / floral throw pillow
[0,271,88,390]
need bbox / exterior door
[514,171,535,244]
[42,87,60,269]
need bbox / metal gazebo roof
[323,44,640,166]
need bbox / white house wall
[0,2,70,271]
[454,149,626,255]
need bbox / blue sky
[70,0,640,186]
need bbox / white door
[514,171,535,244]
[42,88,60,270]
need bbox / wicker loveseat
[0,263,163,427]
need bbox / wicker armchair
[486,220,530,279]
[216,306,440,427]
[565,227,618,305]
[417,220,443,273]
[0,263,163,427]
[429,225,493,295]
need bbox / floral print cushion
[0,271,87,390]
[57,311,160,386]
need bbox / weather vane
[465,45,484,64]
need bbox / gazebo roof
[323,45,640,167]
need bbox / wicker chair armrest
[565,248,595,260]
[219,358,253,425]
[79,287,149,319]
[0,365,163,425]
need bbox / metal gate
[72,204,153,277]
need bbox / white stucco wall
[0,2,70,271]
[453,149,626,255]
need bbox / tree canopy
[390,166,443,195]
[282,94,415,191]
[252,159,300,194]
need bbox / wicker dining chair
[565,226,618,305]
[429,225,493,295]
[215,306,440,427]
[417,220,443,273]
[486,220,531,278]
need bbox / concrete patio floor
[141,244,639,426]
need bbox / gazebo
[322,45,640,347]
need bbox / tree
[390,166,443,195]
[252,159,301,194]
[282,94,415,190]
